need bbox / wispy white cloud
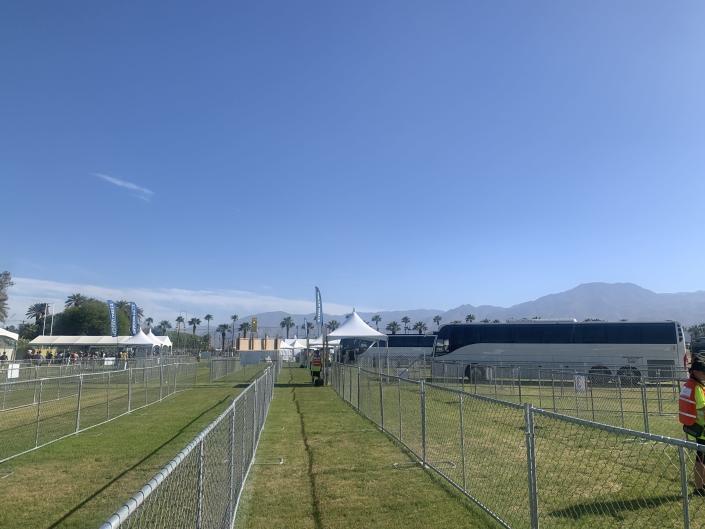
[5,277,371,327]
[95,173,154,202]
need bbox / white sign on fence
[574,374,587,394]
[7,363,20,379]
[104,357,115,366]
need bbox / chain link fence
[0,355,196,383]
[0,362,198,464]
[99,362,278,529]
[210,352,280,382]
[333,363,705,529]
[354,352,684,437]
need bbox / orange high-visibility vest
[679,378,701,426]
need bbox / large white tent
[327,311,387,340]
[146,329,172,350]
[327,311,387,364]
[0,327,18,360]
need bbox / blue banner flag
[107,300,118,337]
[130,302,138,336]
[315,287,323,331]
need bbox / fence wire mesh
[333,363,705,529]
[0,362,197,463]
[99,363,278,529]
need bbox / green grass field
[339,366,705,529]
[0,362,264,529]
[236,365,499,529]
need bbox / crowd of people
[15,349,137,365]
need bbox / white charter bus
[432,320,686,381]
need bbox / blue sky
[2,1,705,323]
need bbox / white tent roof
[30,335,126,346]
[145,329,165,347]
[308,337,341,348]
[160,334,173,347]
[292,339,309,349]
[0,328,19,341]
[278,340,294,349]
[122,329,156,347]
[327,311,387,340]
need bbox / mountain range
[245,283,705,333]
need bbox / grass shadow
[46,395,232,529]
[547,494,683,520]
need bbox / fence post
[524,404,539,529]
[106,371,111,420]
[617,376,625,428]
[379,373,385,431]
[159,365,164,401]
[398,376,403,441]
[679,446,691,529]
[357,366,361,411]
[459,393,466,491]
[252,384,257,456]
[241,394,247,483]
[127,368,132,412]
[420,380,427,467]
[641,382,650,433]
[35,380,43,447]
[196,440,204,529]
[75,375,83,432]
[551,372,556,412]
[229,405,236,525]
[518,370,523,404]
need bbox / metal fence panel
[100,365,277,529]
[0,363,197,464]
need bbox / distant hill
[241,283,705,335]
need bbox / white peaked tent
[277,339,295,360]
[327,311,387,340]
[124,329,157,356]
[146,329,167,349]
[327,311,387,364]
[160,334,173,348]
[0,328,19,341]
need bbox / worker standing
[680,354,705,495]
[310,352,322,385]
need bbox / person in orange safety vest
[680,355,705,495]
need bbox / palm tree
[204,314,213,348]
[175,316,185,348]
[65,293,87,308]
[239,321,251,339]
[326,320,340,332]
[371,314,382,331]
[386,321,400,335]
[465,313,475,323]
[216,324,229,351]
[401,316,411,334]
[26,303,48,325]
[159,320,172,335]
[412,321,428,335]
[433,315,442,330]
[305,321,315,336]
[144,317,154,329]
[280,316,295,339]
[480,318,490,323]
[230,314,239,349]
[188,317,201,335]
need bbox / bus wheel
[617,366,641,387]
[588,366,612,386]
